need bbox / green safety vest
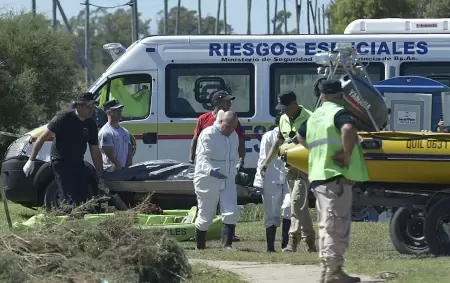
[305,101,369,183]
[279,105,312,141]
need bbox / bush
[0,200,192,283]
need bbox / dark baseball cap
[275,91,297,110]
[76,92,96,105]
[103,99,124,111]
[319,80,343,95]
[211,90,235,103]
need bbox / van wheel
[389,207,429,255]
[43,180,64,211]
[44,180,96,211]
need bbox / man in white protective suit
[254,115,292,252]
[194,110,240,250]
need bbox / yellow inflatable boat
[280,131,450,184]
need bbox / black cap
[76,92,95,104]
[319,80,343,95]
[275,91,297,110]
[211,90,235,103]
[104,99,124,111]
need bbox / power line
[80,1,131,9]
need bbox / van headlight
[3,135,32,161]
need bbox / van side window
[400,62,450,86]
[269,62,385,116]
[165,63,255,118]
[96,74,152,121]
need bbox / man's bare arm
[89,145,104,178]
[30,128,54,161]
[238,136,246,163]
[102,146,121,169]
[296,133,308,148]
[189,136,199,162]
[126,143,133,167]
[341,123,358,157]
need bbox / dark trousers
[51,160,89,206]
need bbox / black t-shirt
[47,109,98,163]
[297,109,356,187]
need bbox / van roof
[344,18,450,34]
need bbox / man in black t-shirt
[23,92,105,206]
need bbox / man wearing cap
[189,89,245,242]
[297,80,368,283]
[23,92,105,206]
[98,99,133,172]
[260,90,317,253]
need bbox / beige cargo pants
[313,179,353,272]
[286,166,316,243]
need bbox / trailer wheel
[423,197,450,256]
[389,207,429,255]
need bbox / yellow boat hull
[280,131,450,184]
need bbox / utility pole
[130,0,136,42]
[223,0,227,34]
[32,0,36,15]
[308,0,317,34]
[322,4,326,34]
[52,0,57,28]
[273,0,278,34]
[283,0,287,34]
[266,0,270,34]
[56,0,95,82]
[198,0,202,34]
[318,8,321,34]
[176,0,181,35]
[307,0,311,34]
[247,0,252,35]
[134,0,139,40]
[84,0,90,86]
[215,0,221,34]
[295,0,300,34]
[164,0,168,35]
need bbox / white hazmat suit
[254,126,292,251]
[194,111,239,249]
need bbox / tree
[156,6,233,35]
[271,10,296,34]
[69,8,151,78]
[0,12,80,156]
[325,0,416,34]
[422,0,450,18]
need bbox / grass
[2,200,450,283]
[187,263,247,283]
[180,204,450,283]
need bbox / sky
[0,0,330,35]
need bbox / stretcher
[11,206,223,242]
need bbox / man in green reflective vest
[297,80,369,283]
[261,90,317,253]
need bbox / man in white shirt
[98,100,133,172]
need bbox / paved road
[190,259,386,283]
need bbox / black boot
[196,228,206,250]
[221,224,235,249]
[266,225,277,252]
[281,218,291,249]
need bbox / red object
[193,111,244,137]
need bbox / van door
[93,71,157,165]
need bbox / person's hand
[209,167,227,179]
[333,151,350,168]
[260,163,268,178]
[236,159,244,172]
[23,160,35,177]
[98,177,110,195]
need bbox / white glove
[23,160,35,177]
